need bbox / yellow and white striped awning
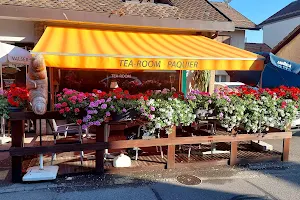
[32,26,264,71]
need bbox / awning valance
[32,27,264,71]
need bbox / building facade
[259,1,300,48]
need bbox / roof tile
[0,0,229,21]
[211,2,256,29]
[245,43,272,53]
[259,0,300,26]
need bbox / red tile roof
[0,0,230,22]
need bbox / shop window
[215,75,227,82]
[56,70,180,94]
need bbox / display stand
[23,119,59,182]
[23,154,58,181]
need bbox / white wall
[0,19,35,43]
[220,30,246,49]
[216,30,246,80]
[263,17,300,48]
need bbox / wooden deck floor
[22,134,282,175]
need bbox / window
[215,75,227,82]
[215,35,231,45]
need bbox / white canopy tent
[0,42,31,144]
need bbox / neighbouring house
[259,0,300,49]
[210,1,259,82]
[272,25,300,63]
[245,43,272,53]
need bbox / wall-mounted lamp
[110,81,119,89]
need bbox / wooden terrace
[9,112,291,183]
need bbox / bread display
[26,55,48,115]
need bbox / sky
[212,0,296,43]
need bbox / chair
[187,120,215,158]
[48,119,84,165]
[134,125,163,160]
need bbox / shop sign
[119,59,198,69]
[111,74,132,78]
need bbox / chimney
[223,0,232,7]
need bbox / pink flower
[150,106,155,111]
[101,104,107,109]
[61,102,67,107]
[76,119,82,125]
[74,108,80,113]
[58,97,63,101]
[65,107,70,112]
[55,103,62,109]
[122,108,127,113]
[106,111,111,116]
[59,109,65,114]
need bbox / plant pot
[8,106,24,112]
[111,108,138,122]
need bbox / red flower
[61,102,68,107]
[281,101,287,109]
[76,119,82,125]
[65,107,71,112]
[172,93,179,98]
[59,109,65,114]
[143,96,149,101]
[6,85,29,108]
[74,108,80,113]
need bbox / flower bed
[54,86,300,135]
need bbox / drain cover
[176,175,202,185]
[229,195,272,200]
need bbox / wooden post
[208,70,215,95]
[282,138,290,162]
[167,126,176,169]
[49,67,55,111]
[95,125,105,174]
[11,120,25,183]
[230,141,238,166]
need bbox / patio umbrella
[0,42,31,144]
[0,42,31,88]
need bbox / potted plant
[55,88,90,125]
[140,88,196,135]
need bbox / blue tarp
[226,53,300,88]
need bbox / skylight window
[122,0,174,6]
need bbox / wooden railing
[9,111,292,183]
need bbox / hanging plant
[193,70,211,92]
